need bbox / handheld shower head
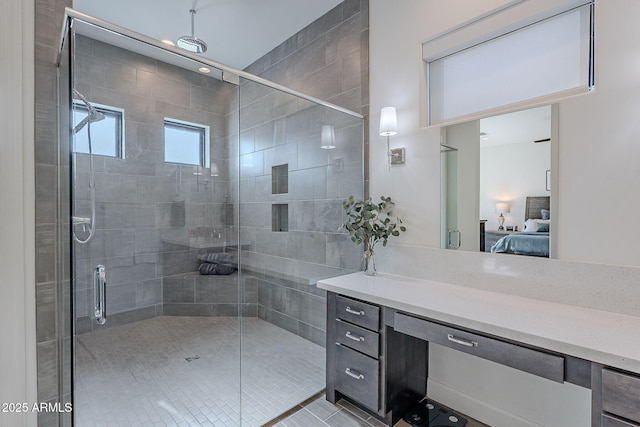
[72,89,106,133]
[73,109,105,133]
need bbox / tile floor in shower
[74,316,325,426]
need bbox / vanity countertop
[317,272,640,374]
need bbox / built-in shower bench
[162,270,258,317]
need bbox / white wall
[0,0,37,426]
[370,1,640,425]
[480,141,551,230]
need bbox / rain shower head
[177,9,208,54]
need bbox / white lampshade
[495,202,511,213]
[320,124,336,149]
[379,106,398,136]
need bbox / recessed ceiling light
[162,39,175,46]
[198,67,211,74]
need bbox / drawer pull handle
[345,306,365,316]
[345,331,365,342]
[345,368,365,380]
[447,334,478,347]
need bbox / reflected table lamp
[495,202,510,230]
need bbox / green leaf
[339,195,407,248]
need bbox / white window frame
[72,101,125,158]
[163,118,210,168]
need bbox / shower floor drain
[185,355,200,362]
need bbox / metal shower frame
[57,7,363,120]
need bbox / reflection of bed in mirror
[491,196,550,257]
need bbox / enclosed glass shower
[57,9,363,426]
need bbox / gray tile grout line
[74,316,325,427]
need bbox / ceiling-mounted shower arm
[190,9,196,37]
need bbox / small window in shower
[164,118,210,167]
[272,204,288,232]
[272,164,288,194]
[72,102,124,158]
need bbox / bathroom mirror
[441,105,555,258]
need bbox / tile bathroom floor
[74,316,326,426]
[265,394,490,427]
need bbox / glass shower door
[237,77,364,425]
[63,17,243,426]
[61,11,364,427]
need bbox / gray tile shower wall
[162,272,257,317]
[240,0,369,343]
[256,275,328,347]
[35,0,73,424]
[73,35,239,332]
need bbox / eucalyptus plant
[340,196,406,274]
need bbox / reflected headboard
[525,196,550,220]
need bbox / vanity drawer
[335,318,379,358]
[602,414,640,427]
[334,343,380,412]
[394,312,564,383]
[335,295,379,331]
[602,369,640,424]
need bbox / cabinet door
[602,369,640,424]
[395,312,564,383]
[335,295,379,331]
[602,414,640,427]
[335,319,379,358]
[334,344,379,412]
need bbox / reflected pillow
[524,219,550,232]
[524,219,538,232]
[541,209,550,220]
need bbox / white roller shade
[426,3,593,124]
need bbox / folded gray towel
[199,252,232,263]
[198,262,235,275]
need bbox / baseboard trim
[427,379,541,427]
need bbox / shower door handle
[94,265,107,325]
[448,229,461,249]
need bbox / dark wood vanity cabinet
[326,291,640,427]
[594,367,640,427]
[326,292,427,426]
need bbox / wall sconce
[379,106,405,169]
[210,162,219,177]
[320,124,336,149]
[495,202,511,230]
